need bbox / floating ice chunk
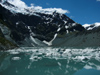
[29,56,38,60]
[57,62,61,66]
[73,56,86,61]
[84,65,93,69]
[10,51,19,54]
[12,57,21,60]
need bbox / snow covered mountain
[83,22,100,30]
[0,0,85,48]
[0,0,68,15]
[1,0,100,49]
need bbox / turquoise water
[0,47,100,75]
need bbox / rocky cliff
[0,0,100,50]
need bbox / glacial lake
[0,47,100,75]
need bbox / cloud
[7,0,69,14]
[39,8,69,14]
[8,0,27,8]
[97,0,100,1]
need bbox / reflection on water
[0,47,100,75]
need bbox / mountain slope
[0,0,100,49]
[0,23,17,50]
[0,0,85,48]
[52,30,100,47]
[52,22,100,47]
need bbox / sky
[9,0,100,25]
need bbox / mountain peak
[0,0,69,16]
[0,0,85,47]
[83,22,100,30]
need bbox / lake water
[0,47,100,75]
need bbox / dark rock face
[0,1,100,49]
[0,24,17,50]
[0,4,84,40]
[0,1,86,48]
[0,28,4,37]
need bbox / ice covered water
[0,47,100,75]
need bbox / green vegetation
[0,37,14,46]
[0,30,4,37]
[0,35,17,50]
[0,14,17,50]
[0,14,10,28]
[57,32,66,38]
